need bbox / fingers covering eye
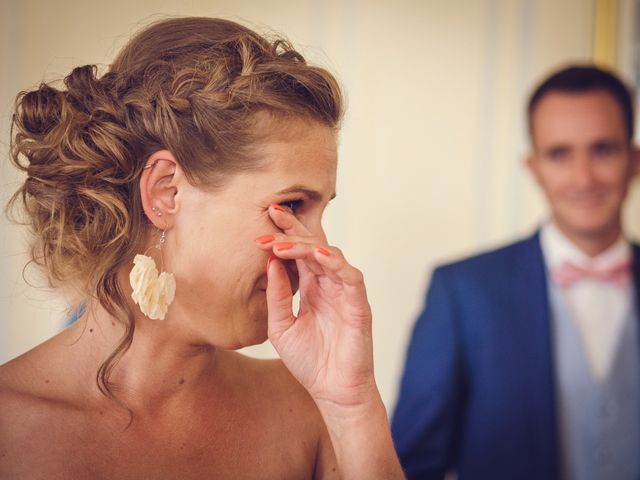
[268,204,311,235]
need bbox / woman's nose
[306,218,328,244]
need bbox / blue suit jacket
[391,232,640,480]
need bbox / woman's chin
[223,328,268,350]
[240,333,269,350]
[228,309,269,350]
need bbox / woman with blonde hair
[0,17,403,479]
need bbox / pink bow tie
[551,260,632,287]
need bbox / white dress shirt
[540,222,633,383]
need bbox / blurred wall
[1,0,639,410]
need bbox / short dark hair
[527,65,635,142]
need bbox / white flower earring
[129,207,176,320]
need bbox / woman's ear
[139,150,182,230]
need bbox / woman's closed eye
[279,199,304,213]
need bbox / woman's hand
[255,204,377,411]
[255,204,404,479]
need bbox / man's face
[528,90,638,246]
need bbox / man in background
[392,65,640,480]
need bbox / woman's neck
[74,300,225,413]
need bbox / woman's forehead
[253,118,337,170]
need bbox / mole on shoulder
[288,407,293,413]
[179,378,185,385]
[89,328,94,333]
[45,379,50,384]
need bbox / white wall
[2,0,637,410]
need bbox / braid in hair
[9,16,343,408]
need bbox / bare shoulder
[0,348,50,468]
[0,332,71,398]
[0,333,82,454]
[0,343,51,405]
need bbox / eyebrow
[540,137,625,153]
[542,144,570,154]
[276,185,337,202]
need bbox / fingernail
[274,242,294,251]
[271,204,287,212]
[256,235,275,244]
[317,247,331,256]
[267,255,278,269]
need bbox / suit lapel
[632,243,640,318]
[511,231,559,479]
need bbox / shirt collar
[540,221,630,270]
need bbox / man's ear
[630,146,640,177]
[139,150,182,230]
[525,152,541,186]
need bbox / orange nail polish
[317,247,331,256]
[274,242,294,251]
[256,235,275,244]
[271,204,287,212]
